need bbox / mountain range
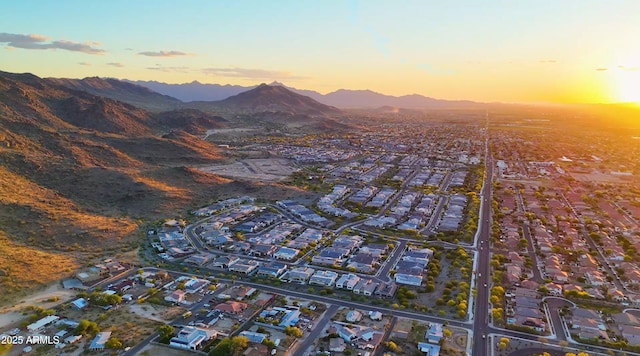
[188,83,343,117]
[0,70,309,297]
[126,79,481,109]
[52,76,351,131]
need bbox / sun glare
[615,67,640,103]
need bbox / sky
[2,0,640,104]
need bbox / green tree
[443,328,452,338]
[284,326,303,338]
[384,341,400,352]
[490,295,500,305]
[499,337,509,347]
[105,337,123,349]
[157,325,175,341]
[75,320,99,336]
[210,336,249,356]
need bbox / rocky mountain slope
[0,71,300,300]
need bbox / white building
[170,327,215,350]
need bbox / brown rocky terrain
[0,71,303,303]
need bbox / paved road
[122,266,474,356]
[293,304,339,356]
[515,193,544,283]
[472,134,494,356]
[373,316,397,356]
[507,348,565,356]
[545,298,574,341]
[149,267,471,329]
[375,239,407,283]
[421,195,447,234]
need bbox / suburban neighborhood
[1,117,639,356]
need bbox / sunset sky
[2,0,640,103]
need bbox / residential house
[184,254,214,266]
[244,344,270,356]
[177,277,210,294]
[233,241,251,253]
[336,274,361,290]
[251,244,278,257]
[312,248,349,266]
[89,331,111,351]
[394,260,425,286]
[170,327,215,350]
[214,301,247,314]
[228,259,260,274]
[417,342,441,356]
[211,256,239,269]
[239,331,268,344]
[346,310,363,322]
[288,267,315,283]
[347,253,377,273]
[358,243,388,258]
[274,247,299,261]
[329,338,347,352]
[353,279,379,296]
[336,325,358,342]
[544,283,563,296]
[369,311,382,321]
[309,270,339,287]
[27,315,60,333]
[256,262,287,278]
[620,325,640,345]
[278,309,301,328]
[375,282,398,298]
[71,298,89,310]
[426,323,443,344]
[165,290,186,304]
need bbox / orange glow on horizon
[615,71,640,103]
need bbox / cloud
[146,65,191,73]
[0,32,105,54]
[539,60,557,63]
[107,62,124,68]
[201,67,307,80]
[138,50,194,57]
[0,32,50,44]
[51,40,105,54]
[78,62,91,66]
[595,68,608,71]
[618,65,638,71]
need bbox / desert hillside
[0,71,302,303]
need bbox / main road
[472,130,494,356]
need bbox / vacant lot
[198,158,296,182]
[0,282,76,328]
[138,343,195,356]
[128,303,186,322]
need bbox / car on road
[484,283,487,288]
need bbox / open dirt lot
[138,343,196,356]
[197,158,296,182]
[127,303,186,322]
[0,282,76,328]
[571,172,631,183]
